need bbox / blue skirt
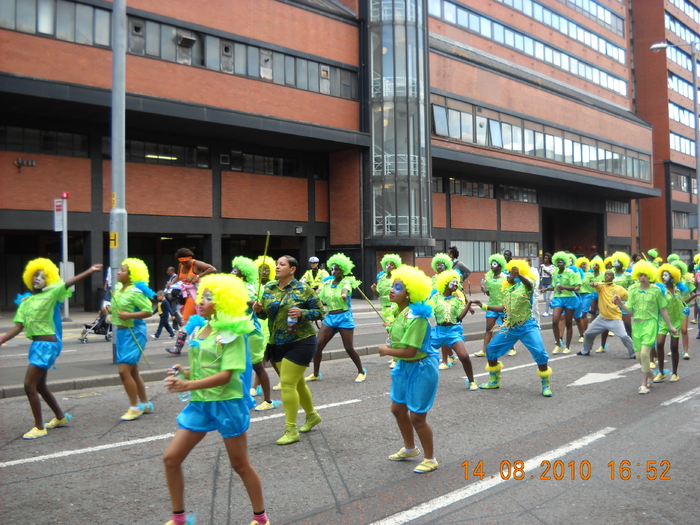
[177,398,250,438]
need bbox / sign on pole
[54,199,63,232]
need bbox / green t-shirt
[318,278,353,311]
[258,279,324,345]
[14,282,72,337]
[431,293,465,324]
[613,271,633,289]
[189,328,247,402]
[553,268,582,297]
[660,285,685,323]
[484,273,506,306]
[388,308,429,361]
[580,271,596,294]
[111,286,153,328]
[502,282,533,326]
[626,285,668,319]
[376,274,393,308]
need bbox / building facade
[0,0,659,310]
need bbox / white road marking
[660,386,700,406]
[369,427,617,525]
[462,354,576,379]
[0,399,362,468]
[568,363,640,387]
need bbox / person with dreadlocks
[430,269,477,390]
[306,253,366,383]
[616,261,677,395]
[111,258,157,421]
[472,259,553,397]
[232,256,279,412]
[377,266,440,474]
[0,259,102,439]
[545,251,582,354]
[431,253,460,368]
[475,253,511,358]
[163,273,269,525]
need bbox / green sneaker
[300,411,322,433]
[276,424,300,445]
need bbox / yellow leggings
[279,358,315,426]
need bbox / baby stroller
[78,306,112,343]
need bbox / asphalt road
[2,331,699,524]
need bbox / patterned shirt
[432,293,465,324]
[502,282,533,326]
[259,279,324,345]
[14,282,72,338]
[189,328,247,402]
[553,268,582,298]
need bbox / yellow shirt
[592,282,628,320]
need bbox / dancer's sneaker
[670,374,680,382]
[300,411,322,433]
[473,350,486,357]
[682,352,690,360]
[305,373,322,382]
[413,459,439,473]
[388,447,420,461]
[254,400,280,411]
[140,402,155,414]
[596,346,606,353]
[638,386,650,394]
[438,362,451,370]
[468,381,478,391]
[508,348,517,356]
[121,407,144,421]
[562,347,571,354]
[578,336,584,343]
[45,413,72,429]
[164,514,196,525]
[355,368,367,383]
[276,425,300,445]
[272,382,282,391]
[448,356,457,365]
[23,427,48,439]
[552,346,560,354]
[652,372,665,383]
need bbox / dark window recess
[230,151,244,171]
[0,125,87,157]
[128,17,145,55]
[340,70,354,99]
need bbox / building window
[0,125,88,157]
[673,211,690,229]
[671,173,690,193]
[450,240,495,272]
[432,176,444,193]
[102,137,209,168]
[450,179,494,198]
[606,200,630,214]
[501,185,537,203]
[500,242,539,257]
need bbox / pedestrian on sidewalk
[152,290,175,339]
[0,259,102,439]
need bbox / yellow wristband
[481,304,488,311]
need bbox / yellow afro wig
[505,259,537,280]
[23,258,61,289]
[575,256,590,269]
[610,251,631,269]
[122,258,149,285]
[631,261,657,282]
[658,263,681,285]
[391,266,432,303]
[589,256,604,270]
[694,253,700,264]
[435,270,461,295]
[254,255,275,276]
[431,253,453,272]
[197,273,254,334]
[603,256,614,269]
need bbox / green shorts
[631,319,658,352]
[658,317,681,338]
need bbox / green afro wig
[667,253,680,263]
[380,253,402,271]
[435,270,461,295]
[670,259,688,277]
[23,258,61,289]
[231,256,258,284]
[575,256,590,269]
[254,255,275,276]
[589,256,604,270]
[391,266,432,303]
[122,258,149,285]
[197,273,254,334]
[631,261,657,282]
[488,253,507,270]
[658,263,681,285]
[431,253,453,272]
[647,248,659,259]
[610,251,631,270]
[505,259,537,281]
[552,251,570,266]
[327,253,355,276]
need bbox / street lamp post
[651,40,700,256]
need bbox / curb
[0,322,554,399]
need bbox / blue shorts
[176,398,250,438]
[486,310,505,320]
[430,324,464,348]
[115,322,147,365]
[323,310,355,330]
[551,296,579,311]
[28,340,62,369]
[575,293,594,318]
[486,318,548,365]
[390,357,439,414]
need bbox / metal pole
[110,0,128,363]
[694,42,700,255]
[62,194,70,321]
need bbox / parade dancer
[473,259,552,397]
[232,256,278,412]
[546,251,581,354]
[377,266,440,474]
[306,253,366,383]
[253,256,325,445]
[254,255,280,390]
[0,259,102,439]
[576,270,634,358]
[616,261,677,394]
[431,252,459,368]
[372,253,402,367]
[475,254,509,357]
[174,248,216,324]
[669,258,696,360]
[163,274,269,525]
[430,270,477,390]
[112,258,156,421]
[574,257,593,342]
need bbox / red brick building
[0,0,659,309]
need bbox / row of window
[370,0,421,23]
[669,0,700,27]
[0,0,358,101]
[665,12,700,50]
[434,178,538,203]
[673,210,689,229]
[222,152,327,180]
[430,1,628,96]
[0,125,88,157]
[101,138,210,169]
[670,132,696,158]
[667,44,694,72]
[606,200,630,214]
[670,172,698,194]
[500,241,539,258]
[491,0,626,64]
[669,101,696,129]
[557,0,624,37]
[668,73,698,103]
[432,103,651,181]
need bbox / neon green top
[580,271,596,294]
[553,268,582,298]
[376,274,393,308]
[613,271,633,289]
[501,283,533,326]
[189,328,247,402]
[660,286,685,323]
[626,285,668,320]
[388,308,429,361]
[111,285,153,328]
[14,282,71,337]
[484,273,506,306]
[318,278,353,311]
[431,293,465,324]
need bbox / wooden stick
[356,286,385,323]
[255,231,271,301]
